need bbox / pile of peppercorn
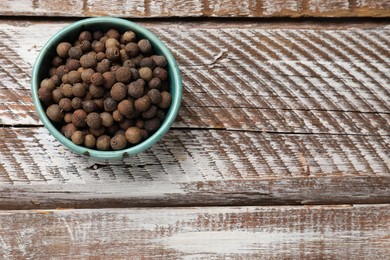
[38,29,172,150]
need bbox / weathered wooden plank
[0,127,389,209]
[0,205,389,258]
[0,0,389,17]
[1,21,389,136]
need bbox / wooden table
[1,1,389,258]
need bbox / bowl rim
[31,17,182,160]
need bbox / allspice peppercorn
[60,83,73,98]
[71,97,83,110]
[80,40,91,52]
[102,71,117,88]
[71,131,85,145]
[106,47,120,61]
[159,91,172,109]
[82,100,97,113]
[96,59,111,73]
[144,117,161,133]
[66,59,81,71]
[72,109,87,128]
[72,83,87,98]
[128,79,145,99]
[100,112,114,127]
[125,42,139,57]
[80,53,97,68]
[84,134,96,148]
[91,72,104,86]
[89,126,106,137]
[86,112,101,129]
[59,98,73,112]
[68,46,83,59]
[52,88,64,103]
[134,95,151,112]
[46,104,64,123]
[147,89,162,105]
[81,68,94,84]
[56,42,72,58]
[92,40,105,53]
[106,29,120,40]
[115,66,132,83]
[110,83,128,101]
[125,127,142,144]
[96,135,111,150]
[153,67,168,81]
[152,55,167,67]
[112,109,124,122]
[118,99,134,118]
[110,134,127,150]
[79,31,92,42]
[38,87,52,102]
[61,123,77,138]
[40,78,56,91]
[140,57,156,69]
[139,67,153,82]
[148,77,161,89]
[138,39,152,54]
[103,97,117,112]
[121,31,136,44]
[89,84,105,98]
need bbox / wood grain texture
[0,127,389,209]
[0,21,389,136]
[0,0,389,17]
[0,205,389,258]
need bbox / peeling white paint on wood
[0,205,389,258]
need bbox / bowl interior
[32,17,181,160]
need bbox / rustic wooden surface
[0,1,389,258]
[1,0,389,17]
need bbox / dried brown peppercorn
[156,109,166,121]
[159,91,172,109]
[131,54,144,67]
[118,119,133,130]
[110,134,127,150]
[81,68,94,84]
[115,67,132,83]
[38,87,52,102]
[152,55,167,67]
[110,83,128,101]
[147,89,162,105]
[100,112,114,127]
[71,131,85,145]
[107,124,120,136]
[139,67,153,82]
[96,135,111,150]
[140,57,156,69]
[118,99,134,118]
[82,100,97,113]
[134,95,151,112]
[120,49,129,61]
[60,83,73,98]
[84,134,96,148]
[135,118,144,129]
[112,109,124,122]
[52,56,63,67]
[103,97,117,112]
[110,64,121,73]
[94,98,104,111]
[144,117,161,133]
[41,78,56,90]
[67,70,81,84]
[142,105,157,119]
[61,123,77,138]
[125,127,142,144]
[56,42,72,58]
[96,59,111,73]
[56,65,69,79]
[72,83,86,98]
[93,31,104,40]
[123,59,135,68]
[46,104,64,123]
[125,42,139,57]
[121,31,136,44]
[61,74,69,84]
[80,40,91,52]
[105,38,120,49]
[51,75,61,86]
[148,77,161,89]
[102,71,117,88]
[72,109,87,128]
[89,84,105,98]
[138,39,152,54]
[128,79,145,98]
[130,68,139,80]
[80,53,97,68]
[153,67,168,81]
[89,126,106,137]
[106,47,120,61]
[91,72,104,86]
[66,58,81,71]
[79,31,92,42]
[86,112,101,129]
[71,97,82,110]
[68,46,83,59]
[96,52,106,62]
[52,88,64,103]
[92,40,105,53]
[99,36,108,44]
[59,98,73,112]
[49,67,57,77]
[64,112,73,123]
[106,29,120,40]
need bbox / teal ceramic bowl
[31,17,182,160]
